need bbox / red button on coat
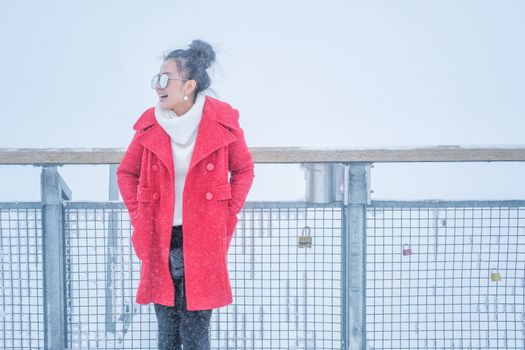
[206,163,215,171]
[205,192,213,200]
[152,165,159,172]
[152,192,159,200]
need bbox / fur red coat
[117,95,255,310]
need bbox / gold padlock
[298,226,312,248]
[491,270,501,282]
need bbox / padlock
[298,226,312,248]
[402,244,412,256]
[491,270,501,282]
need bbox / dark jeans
[154,225,213,350]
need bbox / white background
[0,0,524,201]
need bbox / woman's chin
[158,100,172,109]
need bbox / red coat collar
[132,95,239,179]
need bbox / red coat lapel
[189,97,237,174]
[133,95,237,179]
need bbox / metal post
[41,166,71,350]
[342,163,371,349]
[301,163,335,203]
[106,164,119,333]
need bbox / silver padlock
[298,226,312,248]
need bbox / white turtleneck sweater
[154,93,206,226]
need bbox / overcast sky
[0,0,524,201]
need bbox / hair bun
[188,39,216,69]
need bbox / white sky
[0,0,524,201]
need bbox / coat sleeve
[227,109,255,215]
[117,131,143,228]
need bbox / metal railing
[1,146,524,349]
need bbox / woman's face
[155,59,193,110]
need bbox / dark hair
[163,39,216,97]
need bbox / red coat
[117,95,255,310]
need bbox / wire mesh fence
[64,203,154,349]
[62,201,343,349]
[0,203,43,350]
[218,204,343,349]
[366,201,525,350]
[1,200,525,349]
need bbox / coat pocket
[215,183,234,252]
[137,185,154,202]
[215,183,232,200]
[225,213,238,252]
[132,185,154,260]
[131,228,144,260]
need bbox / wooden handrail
[1,145,525,165]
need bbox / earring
[183,94,188,101]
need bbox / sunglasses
[151,73,188,89]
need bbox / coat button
[206,162,215,171]
[152,165,159,172]
[152,192,159,200]
[205,192,213,200]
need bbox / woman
[117,39,255,350]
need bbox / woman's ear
[185,80,197,95]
